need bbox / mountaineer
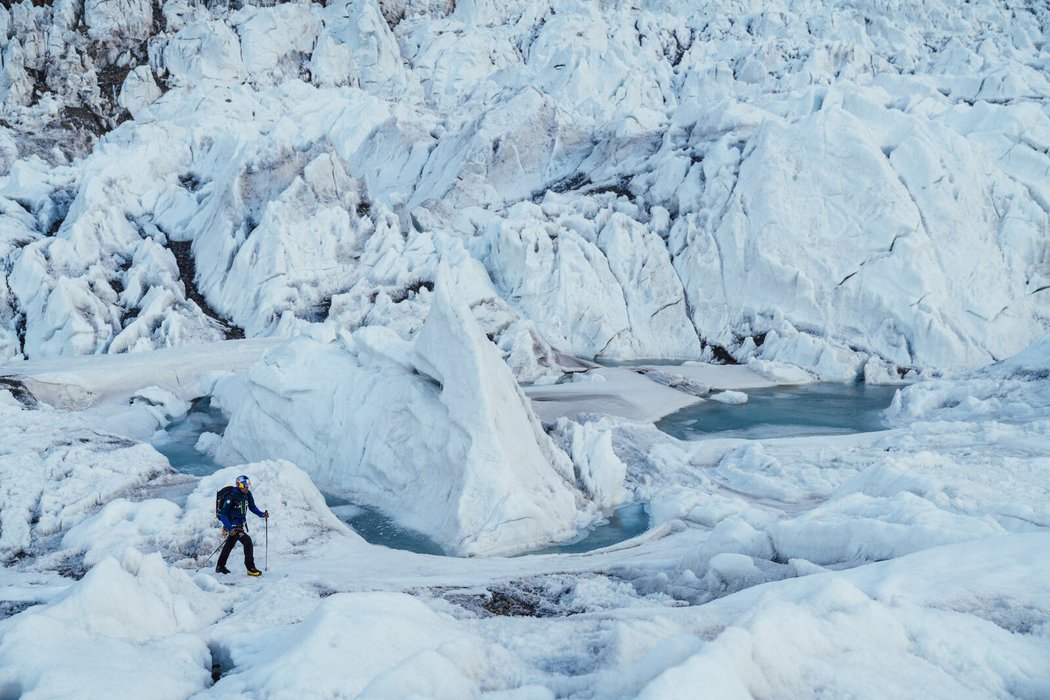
[215,474,269,576]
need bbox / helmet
[235,475,251,490]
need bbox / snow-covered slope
[2,0,1048,378]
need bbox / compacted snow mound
[217,267,606,556]
[638,534,1050,700]
[60,461,355,569]
[0,402,170,562]
[213,591,489,698]
[0,550,223,699]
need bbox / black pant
[217,529,255,570]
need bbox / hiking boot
[215,565,231,575]
[246,567,261,576]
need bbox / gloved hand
[220,528,228,537]
[229,526,243,537]
[263,510,269,519]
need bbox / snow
[709,390,748,405]
[0,337,280,410]
[213,591,486,698]
[1,333,1048,697]
[525,366,703,424]
[637,536,1050,699]
[0,551,221,700]
[1,0,1050,696]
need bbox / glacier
[1,0,1049,697]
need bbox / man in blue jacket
[216,474,269,576]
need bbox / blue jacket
[218,488,265,530]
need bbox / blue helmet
[235,475,251,490]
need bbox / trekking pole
[265,517,269,571]
[195,538,226,572]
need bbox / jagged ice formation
[0,0,1047,380]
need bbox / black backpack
[215,485,235,521]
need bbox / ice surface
[0,336,1048,697]
[2,0,1050,697]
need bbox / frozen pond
[150,397,227,477]
[524,502,650,555]
[325,498,650,557]
[657,382,901,440]
[324,496,446,556]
